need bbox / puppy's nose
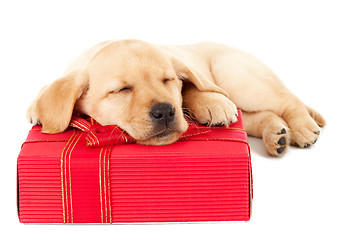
[150,103,175,125]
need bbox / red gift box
[17,110,252,223]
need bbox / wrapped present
[17,110,252,223]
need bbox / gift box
[17,110,252,224]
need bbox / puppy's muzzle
[150,103,175,127]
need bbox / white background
[1,0,359,239]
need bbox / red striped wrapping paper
[17,110,252,223]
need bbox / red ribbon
[69,115,211,148]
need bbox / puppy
[27,40,325,156]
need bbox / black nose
[150,103,175,125]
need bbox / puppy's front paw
[26,101,40,125]
[184,92,238,126]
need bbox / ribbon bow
[69,115,211,148]
[69,116,136,147]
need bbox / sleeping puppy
[27,40,325,156]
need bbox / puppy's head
[81,40,189,145]
[28,40,222,145]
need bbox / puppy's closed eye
[109,86,133,94]
[162,78,174,84]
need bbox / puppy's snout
[150,103,175,125]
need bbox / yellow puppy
[27,40,325,156]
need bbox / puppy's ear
[170,57,228,97]
[28,72,88,134]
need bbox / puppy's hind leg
[243,111,290,157]
[307,105,326,127]
[209,49,325,149]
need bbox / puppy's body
[28,40,325,156]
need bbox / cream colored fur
[27,40,325,156]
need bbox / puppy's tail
[307,106,326,127]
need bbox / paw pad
[263,125,290,157]
[277,137,286,145]
[277,146,285,154]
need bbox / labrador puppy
[27,40,325,156]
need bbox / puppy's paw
[26,101,40,125]
[263,124,290,157]
[185,92,238,126]
[290,116,321,148]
